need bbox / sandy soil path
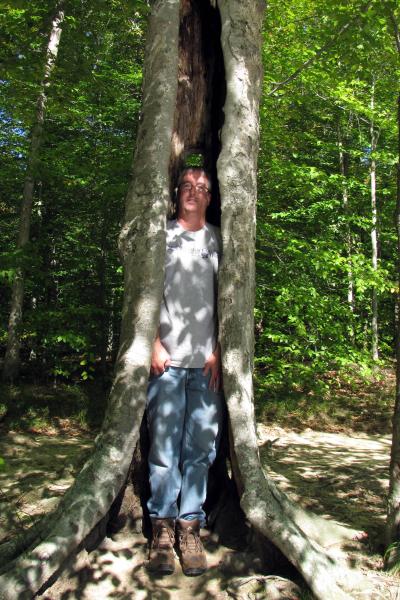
[0,426,396,599]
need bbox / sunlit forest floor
[0,368,398,599]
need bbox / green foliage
[255,0,399,398]
[185,153,204,167]
[0,0,148,381]
[0,382,107,431]
[384,541,400,575]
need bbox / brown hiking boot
[148,518,175,574]
[177,518,207,576]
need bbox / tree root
[0,431,136,599]
[0,515,51,573]
[0,0,180,595]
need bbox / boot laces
[179,528,203,554]
[153,524,174,548]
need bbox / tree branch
[388,9,400,54]
[267,0,374,96]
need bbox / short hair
[176,167,212,192]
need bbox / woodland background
[0,0,399,423]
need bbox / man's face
[177,170,211,220]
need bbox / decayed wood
[169,0,224,205]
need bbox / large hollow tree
[0,1,376,598]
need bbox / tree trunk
[96,200,109,377]
[387,91,400,558]
[0,2,377,599]
[0,0,180,596]
[370,82,379,361]
[2,4,65,383]
[338,123,355,330]
[216,2,370,599]
[386,8,400,553]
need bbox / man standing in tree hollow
[147,167,223,576]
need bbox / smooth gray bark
[370,82,379,361]
[217,1,372,598]
[0,1,180,597]
[3,5,65,382]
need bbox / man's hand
[151,336,171,376]
[203,344,221,391]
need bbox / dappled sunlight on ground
[257,424,391,546]
[0,423,398,598]
[0,431,93,542]
[41,530,234,599]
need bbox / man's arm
[203,343,221,391]
[150,334,171,375]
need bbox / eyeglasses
[179,182,210,194]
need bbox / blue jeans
[146,367,223,525]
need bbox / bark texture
[3,5,65,383]
[217,1,371,598]
[387,92,400,554]
[0,1,180,597]
[370,84,379,362]
[169,0,224,225]
[386,10,400,549]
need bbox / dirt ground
[0,424,399,599]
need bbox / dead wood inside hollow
[170,0,225,226]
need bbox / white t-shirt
[159,220,221,368]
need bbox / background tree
[386,0,400,558]
[256,0,397,398]
[1,0,146,384]
[2,2,65,382]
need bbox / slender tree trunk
[387,92,400,556]
[96,200,109,376]
[2,5,65,382]
[338,124,355,337]
[370,82,379,361]
[386,7,400,552]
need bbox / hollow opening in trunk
[170,0,225,226]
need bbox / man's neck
[177,215,206,232]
